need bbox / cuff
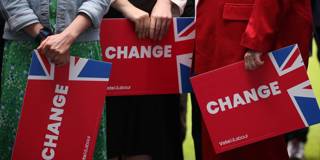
[78,1,109,28]
[7,9,39,32]
[240,27,275,53]
[171,0,187,16]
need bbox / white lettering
[140,46,151,58]
[47,122,61,135]
[117,46,128,59]
[128,46,140,59]
[42,84,69,159]
[105,45,172,59]
[44,134,58,148]
[243,88,259,104]
[105,47,116,59]
[233,93,246,108]
[257,85,270,99]
[206,81,281,115]
[52,95,66,108]
[42,148,55,160]
[218,97,232,111]
[270,81,281,95]
[55,84,69,95]
[49,108,63,121]
[164,45,172,58]
[207,101,219,115]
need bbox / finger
[46,53,54,63]
[158,17,168,41]
[143,17,150,39]
[48,52,58,63]
[37,37,47,49]
[43,43,54,57]
[139,20,145,39]
[154,18,161,40]
[53,53,61,63]
[136,21,143,39]
[244,53,251,70]
[46,48,59,62]
[52,54,63,66]
[250,53,263,70]
[149,17,156,39]
[163,18,171,39]
[243,54,249,70]
[246,54,256,70]
[37,38,49,54]
[57,55,69,67]
[254,53,264,66]
[249,55,258,70]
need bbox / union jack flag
[28,50,112,82]
[269,44,320,126]
[174,18,195,93]
[173,18,195,42]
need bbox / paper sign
[12,51,112,160]
[191,45,320,153]
[100,18,194,96]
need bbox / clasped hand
[123,0,172,41]
[37,32,75,67]
[244,50,264,70]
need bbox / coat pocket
[223,3,254,21]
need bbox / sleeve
[171,0,187,16]
[240,0,291,52]
[78,0,111,28]
[0,0,39,32]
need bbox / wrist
[116,0,135,15]
[124,4,141,19]
[24,23,44,38]
[35,27,53,43]
[156,0,172,6]
[61,30,78,44]
[61,14,90,42]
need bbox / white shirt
[110,0,187,16]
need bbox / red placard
[12,51,112,160]
[191,45,320,153]
[100,18,194,96]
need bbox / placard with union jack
[100,18,194,96]
[191,45,320,153]
[12,50,112,160]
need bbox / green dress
[0,1,107,160]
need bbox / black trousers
[106,95,184,160]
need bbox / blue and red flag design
[269,44,320,126]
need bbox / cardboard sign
[12,51,112,160]
[100,18,194,96]
[191,45,320,153]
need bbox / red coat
[195,0,312,159]
[195,0,312,74]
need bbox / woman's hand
[37,31,75,66]
[244,50,264,70]
[150,0,172,41]
[122,5,150,39]
[112,0,150,39]
[23,23,44,38]
[37,14,92,66]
